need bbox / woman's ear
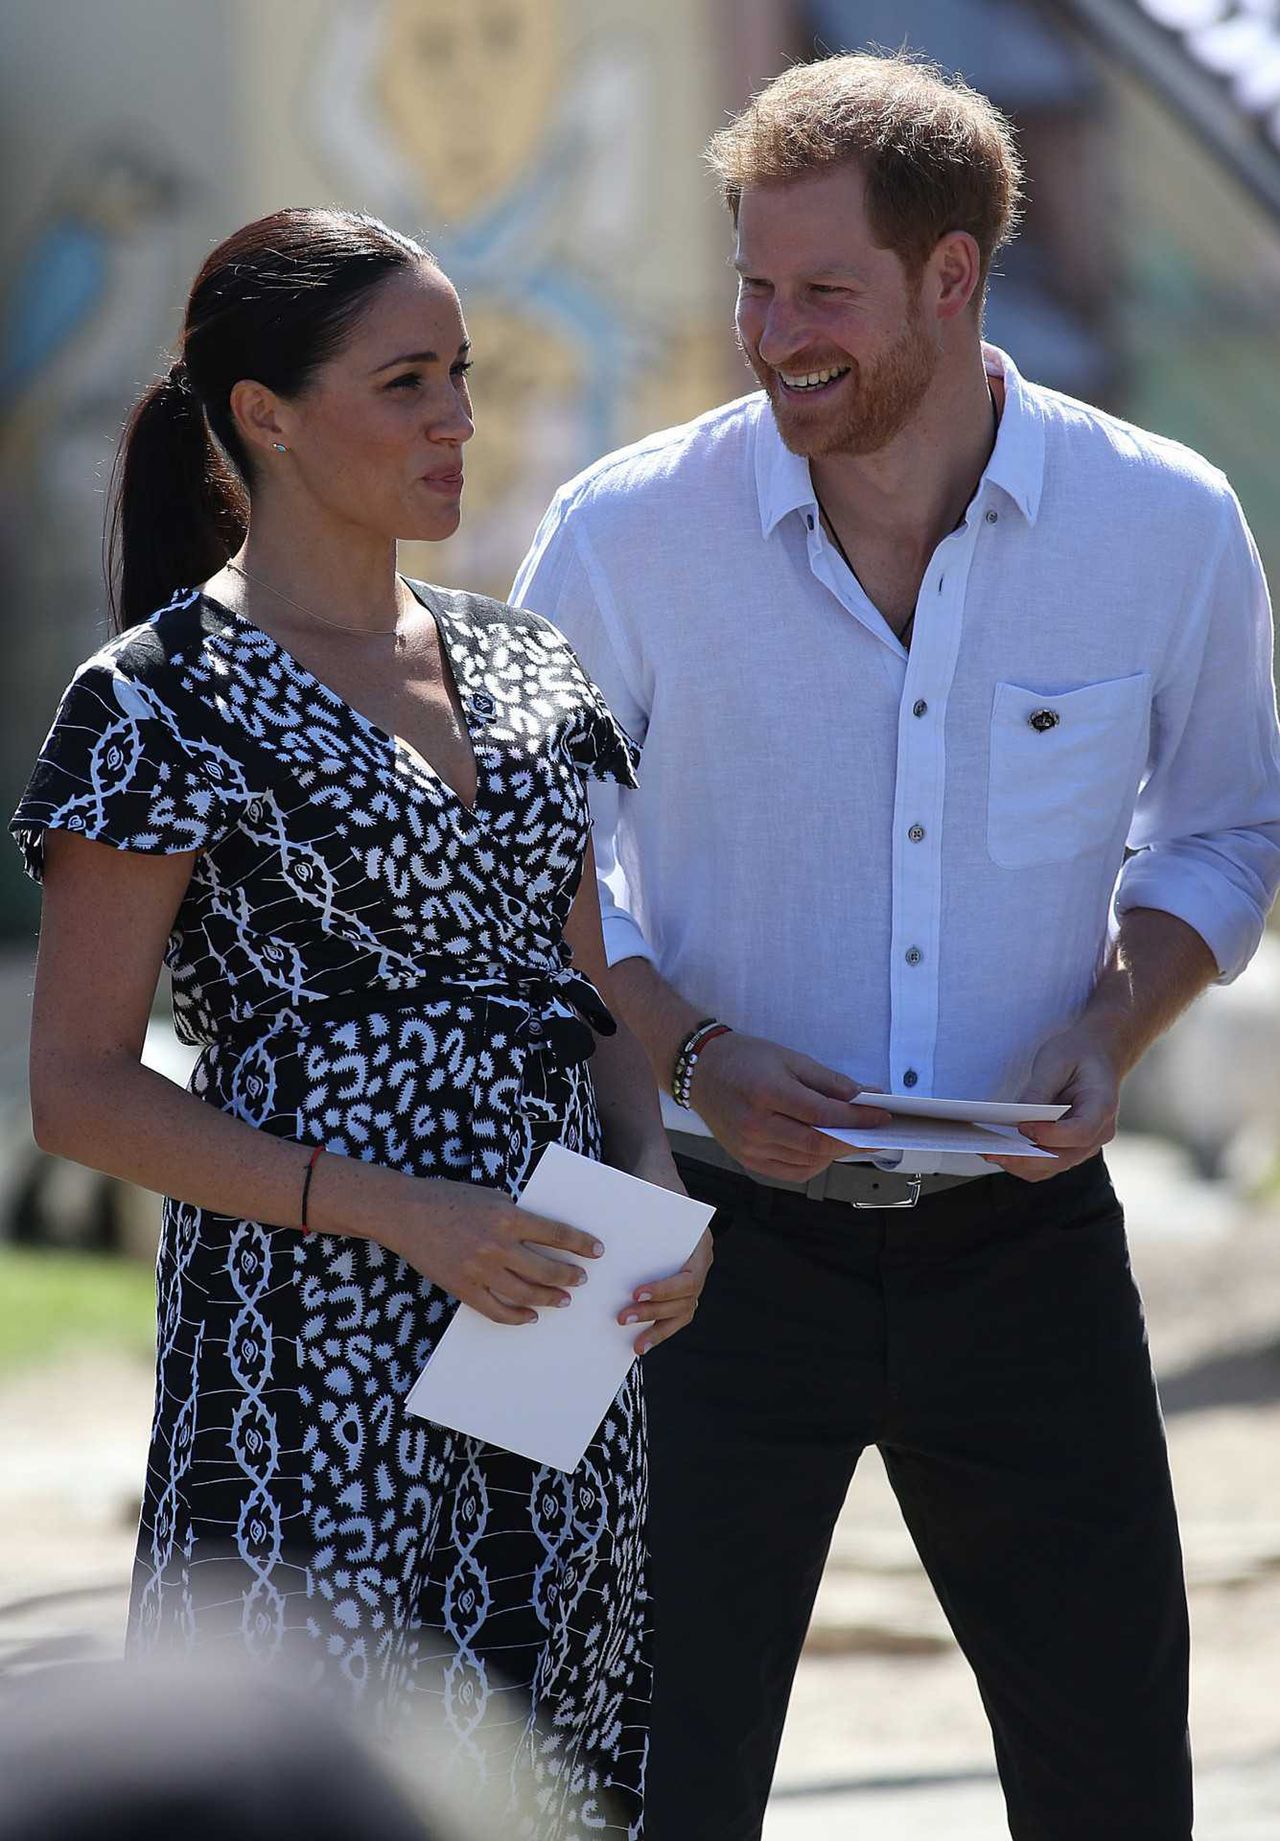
[228,379,291,461]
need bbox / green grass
[0,1246,156,1374]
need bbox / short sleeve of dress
[558,644,642,791]
[10,656,243,884]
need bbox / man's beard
[751,309,938,459]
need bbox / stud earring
[273,442,288,453]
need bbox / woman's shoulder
[79,589,218,691]
[408,580,562,646]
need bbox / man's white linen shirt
[512,346,1280,1164]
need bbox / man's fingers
[983,1143,1093,1183]
[1023,1112,1113,1149]
[784,1052,862,1102]
[762,1116,844,1158]
[783,1079,892,1131]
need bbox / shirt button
[806,513,815,530]
[912,699,928,718]
[527,1016,543,1039]
[908,824,926,842]
[985,509,999,524]
[905,946,922,965]
[1029,708,1060,732]
[903,1069,919,1088]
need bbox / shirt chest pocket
[986,673,1152,869]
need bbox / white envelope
[819,1119,1057,1158]
[852,1092,1069,1126]
[405,1144,714,1473]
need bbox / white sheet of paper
[406,1144,715,1473]
[853,1093,1070,1126]
[819,1118,1057,1158]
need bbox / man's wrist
[672,1020,732,1108]
[1064,1004,1132,1079]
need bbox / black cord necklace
[814,381,1000,651]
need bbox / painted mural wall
[0,0,743,933]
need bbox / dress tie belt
[207,958,617,1067]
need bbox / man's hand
[982,1023,1121,1183]
[689,1030,891,1181]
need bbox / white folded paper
[849,1093,1070,1127]
[405,1144,715,1473]
[819,1118,1057,1158]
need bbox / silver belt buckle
[805,1166,926,1208]
[852,1175,923,1209]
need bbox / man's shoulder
[550,392,765,523]
[1032,378,1234,516]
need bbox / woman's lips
[421,470,464,492]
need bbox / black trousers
[643,1154,1191,1841]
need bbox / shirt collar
[753,340,1046,538]
[981,343,1044,525]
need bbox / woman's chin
[400,505,463,544]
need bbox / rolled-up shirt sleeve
[1116,487,1280,981]
[511,496,656,968]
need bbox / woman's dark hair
[106,207,429,631]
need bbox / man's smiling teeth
[778,365,851,390]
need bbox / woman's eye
[452,360,474,378]
[387,372,422,390]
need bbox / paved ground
[1,1132,1278,1835]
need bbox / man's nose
[755,298,811,367]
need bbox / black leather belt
[667,1128,981,1209]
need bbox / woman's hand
[619,1227,714,1356]
[389,1180,605,1325]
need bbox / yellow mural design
[374,0,564,222]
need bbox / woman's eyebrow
[371,338,471,374]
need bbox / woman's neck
[227,503,405,636]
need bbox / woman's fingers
[510,1242,587,1290]
[477,1287,538,1325]
[516,1209,603,1263]
[627,1269,698,1307]
[496,1270,577,1311]
[629,1307,696,1355]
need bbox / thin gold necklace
[225,559,403,638]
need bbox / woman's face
[273,261,474,543]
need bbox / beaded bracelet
[672,1019,732,1109]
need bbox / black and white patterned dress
[11,582,650,1836]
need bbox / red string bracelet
[299,1145,324,1234]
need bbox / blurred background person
[0,1659,495,1840]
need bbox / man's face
[733,164,939,459]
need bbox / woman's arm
[563,840,712,1352]
[30,832,603,1324]
[562,840,678,1187]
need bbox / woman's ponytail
[105,362,247,633]
[103,207,428,634]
